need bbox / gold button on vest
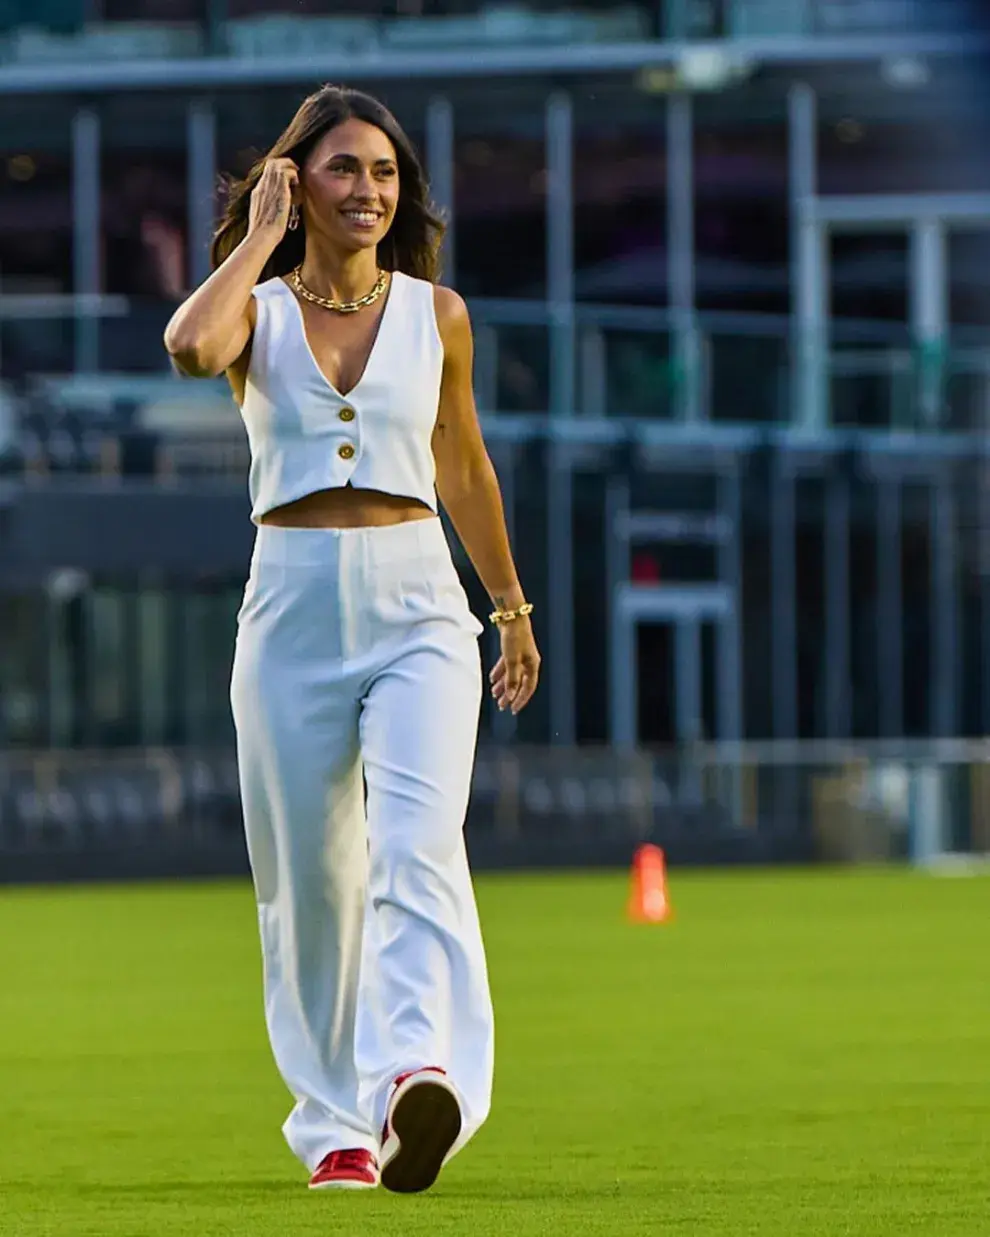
[338,443,355,460]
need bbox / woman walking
[164,84,539,1194]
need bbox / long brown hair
[210,85,446,282]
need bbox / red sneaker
[380,1067,462,1195]
[308,1148,379,1191]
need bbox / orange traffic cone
[627,844,674,924]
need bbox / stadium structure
[0,0,988,874]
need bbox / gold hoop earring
[288,204,300,232]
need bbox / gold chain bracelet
[489,602,534,626]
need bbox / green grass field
[2,867,988,1236]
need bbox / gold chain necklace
[290,266,388,315]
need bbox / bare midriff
[259,485,435,529]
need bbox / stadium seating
[5,372,246,480]
[0,0,972,64]
[11,21,203,61]
[1,0,659,58]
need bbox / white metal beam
[789,81,828,429]
[187,100,217,291]
[0,33,983,95]
[814,192,990,228]
[72,108,101,374]
[425,95,456,286]
[910,216,948,426]
[667,92,700,422]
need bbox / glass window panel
[573,89,668,415]
[949,230,990,331]
[831,365,915,429]
[693,96,789,316]
[0,99,73,378]
[202,587,239,743]
[47,588,76,746]
[86,587,128,740]
[180,591,210,744]
[944,363,989,433]
[831,231,908,325]
[709,333,787,423]
[137,586,168,745]
[574,101,666,308]
[817,102,990,196]
[0,592,48,747]
[100,93,190,373]
[604,330,674,419]
[175,584,239,744]
[452,91,546,300]
[490,324,549,414]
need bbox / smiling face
[300,117,400,256]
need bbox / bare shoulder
[432,284,471,351]
[433,284,470,328]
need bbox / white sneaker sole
[308,1176,379,1191]
[380,1073,463,1195]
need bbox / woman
[164,84,539,1194]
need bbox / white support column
[187,99,217,292]
[545,91,575,417]
[667,92,701,422]
[610,587,637,750]
[789,82,828,429]
[910,216,948,427]
[674,618,702,742]
[546,437,576,745]
[72,108,101,373]
[579,326,607,415]
[426,95,456,286]
[545,92,577,745]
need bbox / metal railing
[3,301,988,456]
[1,741,987,868]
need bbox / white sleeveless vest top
[240,271,443,523]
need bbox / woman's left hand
[489,617,541,715]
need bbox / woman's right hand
[247,158,299,241]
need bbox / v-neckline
[282,271,396,401]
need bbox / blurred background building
[0,0,988,873]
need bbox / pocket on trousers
[427,578,484,638]
[236,560,275,626]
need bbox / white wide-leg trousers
[229,517,494,1172]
